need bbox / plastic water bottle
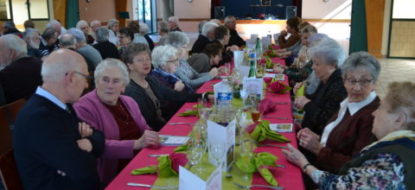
[214,79,233,125]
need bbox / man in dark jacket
[13,49,105,190]
[0,34,42,104]
[224,16,246,47]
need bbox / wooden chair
[0,99,26,190]
[0,149,23,190]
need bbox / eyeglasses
[73,71,93,83]
[345,78,373,86]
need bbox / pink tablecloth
[106,58,304,190]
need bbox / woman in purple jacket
[74,58,160,186]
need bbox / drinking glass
[239,138,255,181]
[208,143,226,170]
[187,138,206,174]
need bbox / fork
[168,122,193,126]
[233,182,284,190]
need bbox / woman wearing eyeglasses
[284,81,415,189]
[296,52,381,176]
[150,44,193,93]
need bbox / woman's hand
[78,122,93,138]
[77,139,92,152]
[209,68,219,77]
[174,81,185,91]
[297,128,322,154]
[134,130,160,150]
[282,144,309,168]
[293,82,303,94]
[294,96,310,110]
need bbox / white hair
[166,31,189,48]
[139,22,149,35]
[0,34,27,59]
[41,49,83,81]
[46,19,61,28]
[168,16,179,24]
[94,58,129,87]
[90,20,101,27]
[23,28,39,39]
[201,22,219,36]
[107,19,119,29]
[151,45,177,69]
[76,20,89,29]
[224,16,236,24]
[309,37,346,68]
[66,28,86,44]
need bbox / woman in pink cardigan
[74,58,160,186]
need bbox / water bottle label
[249,51,256,59]
[217,92,232,101]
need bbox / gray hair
[165,31,189,48]
[59,33,77,47]
[168,16,179,24]
[159,21,169,33]
[201,22,219,36]
[224,16,236,24]
[76,20,89,29]
[309,37,345,68]
[41,49,83,81]
[46,19,61,28]
[198,20,208,34]
[95,27,109,42]
[94,58,129,87]
[122,43,151,64]
[139,22,149,35]
[107,19,119,29]
[90,20,101,27]
[151,45,177,69]
[41,27,57,40]
[300,25,317,34]
[341,51,381,82]
[307,33,328,47]
[0,34,27,64]
[66,28,86,44]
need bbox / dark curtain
[66,0,79,28]
[349,0,368,53]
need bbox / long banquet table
[106,59,305,190]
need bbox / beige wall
[173,0,210,19]
[78,0,116,23]
[302,0,351,19]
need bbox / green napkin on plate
[131,153,188,177]
[236,152,279,186]
[179,109,198,117]
[248,120,290,143]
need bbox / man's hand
[77,138,93,152]
[78,122,93,138]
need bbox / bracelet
[302,163,312,173]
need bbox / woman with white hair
[76,20,94,44]
[166,31,218,89]
[74,58,160,185]
[190,21,219,54]
[296,52,381,176]
[294,37,347,136]
[284,81,415,189]
[122,43,206,131]
[168,16,182,32]
[92,27,120,59]
[151,45,193,93]
[107,19,120,45]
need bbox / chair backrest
[0,99,26,190]
[0,99,26,154]
[0,149,23,190]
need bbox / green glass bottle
[248,50,256,78]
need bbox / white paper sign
[242,77,264,100]
[270,123,293,133]
[179,166,222,190]
[207,120,236,171]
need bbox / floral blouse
[315,153,406,190]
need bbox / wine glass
[208,143,226,171]
[187,138,206,174]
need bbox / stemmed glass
[187,138,206,175]
[208,143,226,171]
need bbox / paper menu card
[242,77,264,100]
[270,123,293,133]
[160,135,190,146]
[206,120,236,171]
[179,166,222,190]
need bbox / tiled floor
[376,58,415,98]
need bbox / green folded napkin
[236,152,279,186]
[179,109,198,117]
[249,120,290,143]
[131,153,188,177]
[174,144,189,152]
